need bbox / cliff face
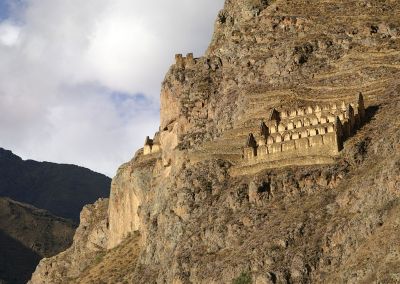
[31,0,400,283]
[29,199,109,284]
[107,162,151,248]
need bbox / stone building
[243,93,365,164]
[174,53,196,69]
[143,132,161,155]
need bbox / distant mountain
[0,197,75,284]
[0,148,111,222]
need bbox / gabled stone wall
[143,132,161,155]
[243,93,365,166]
[174,53,196,69]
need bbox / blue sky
[0,0,25,20]
[0,1,9,20]
[0,0,225,176]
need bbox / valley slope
[0,148,111,222]
[0,197,75,284]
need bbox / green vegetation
[233,272,252,284]
[94,251,106,264]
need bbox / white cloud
[0,0,224,176]
[0,22,20,46]
[84,13,160,94]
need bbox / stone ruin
[143,132,161,155]
[174,53,196,69]
[243,93,366,165]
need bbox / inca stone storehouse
[143,133,161,155]
[243,93,365,165]
[142,92,367,172]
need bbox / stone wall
[143,133,161,156]
[175,53,196,69]
[243,94,365,166]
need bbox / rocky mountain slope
[0,197,75,284]
[0,148,111,221]
[31,0,400,283]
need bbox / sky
[0,0,225,176]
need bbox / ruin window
[297,109,305,116]
[310,129,317,136]
[257,182,271,194]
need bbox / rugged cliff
[31,0,400,283]
[29,199,109,284]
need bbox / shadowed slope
[0,197,75,284]
[0,148,111,221]
[0,230,41,284]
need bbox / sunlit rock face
[30,0,400,283]
[107,162,151,249]
[29,199,109,284]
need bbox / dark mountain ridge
[0,148,111,222]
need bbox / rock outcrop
[29,199,109,284]
[31,0,400,283]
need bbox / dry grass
[73,232,141,284]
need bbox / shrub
[233,272,252,284]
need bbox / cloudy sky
[0,0,224,176]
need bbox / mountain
[0,148,111,222]
[0,197,75,284]
[30,0,400,283]
[0,149,110,283]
